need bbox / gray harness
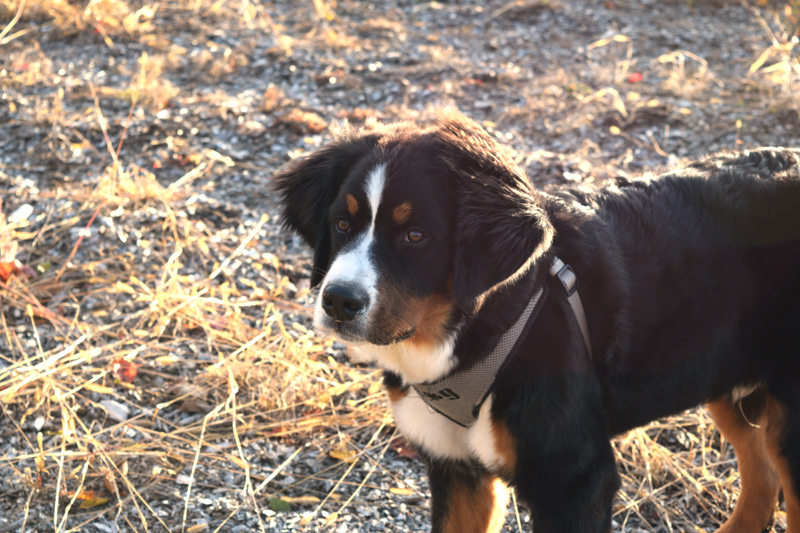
[411,257,592,427]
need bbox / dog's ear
[273,133,381,287]
[451,175,554,313]
[436,113,554,313]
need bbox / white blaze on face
[365,163,386,228]
[314,164,386,329]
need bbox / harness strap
[549,257,592,359]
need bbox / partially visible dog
[274,111,800,533]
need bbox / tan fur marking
[386,384,408,404]
[764,396,800,532]
[372,283,455,348]
[407,293,455,347]
[490,419,518,476]
[345,194,359,216]
[443,476,508,533]
[393,202,413,225]
[707,400,780,533]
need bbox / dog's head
[274,112,553,381]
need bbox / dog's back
[679,148,800,246]
[541,148,800,433]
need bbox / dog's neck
[451,259,548,371]
[412,281,549,426]
[409,255,592,427]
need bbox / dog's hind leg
[708,398,780,533]
[426,460,509,533]
[763,393,800,532]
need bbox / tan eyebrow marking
[393,202,413,225]
[345,194,359,216]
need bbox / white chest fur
[390,393,510,472]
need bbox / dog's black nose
[321,284,369,321]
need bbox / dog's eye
[336,219,350,233]
[404,230,425,243]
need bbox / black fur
[274,112,800,533]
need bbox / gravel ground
[1,0,799,531]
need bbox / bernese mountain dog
[274,111,800,533]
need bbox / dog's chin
[317,317,416,347]
[344,327,417,346]
[365,327,416,346]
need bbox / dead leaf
[111,359,138,383]
[113,281,137,295]
[0,260,21,282]
[262,84,290,112]
[0,200,33,282]
[101,399,129,421]
[279,108,328,134]
[329,447,357,463]
[79,496,110,509]
[180,397,211,414]
[103,473,124,496]
[390,437,420,460]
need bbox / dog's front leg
[426,459,509,533]
[502,379,620,533]
[512,435,619,533]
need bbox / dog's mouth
[330,323,365,343]
[328,320,416,346]
[388,328,416,344]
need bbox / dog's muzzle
[321,283,370,322]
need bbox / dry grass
[658,50,723,100]
[748,4,800,108]
[0,0,796,532]
[0,63,390,529]
[0,155,391,530]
